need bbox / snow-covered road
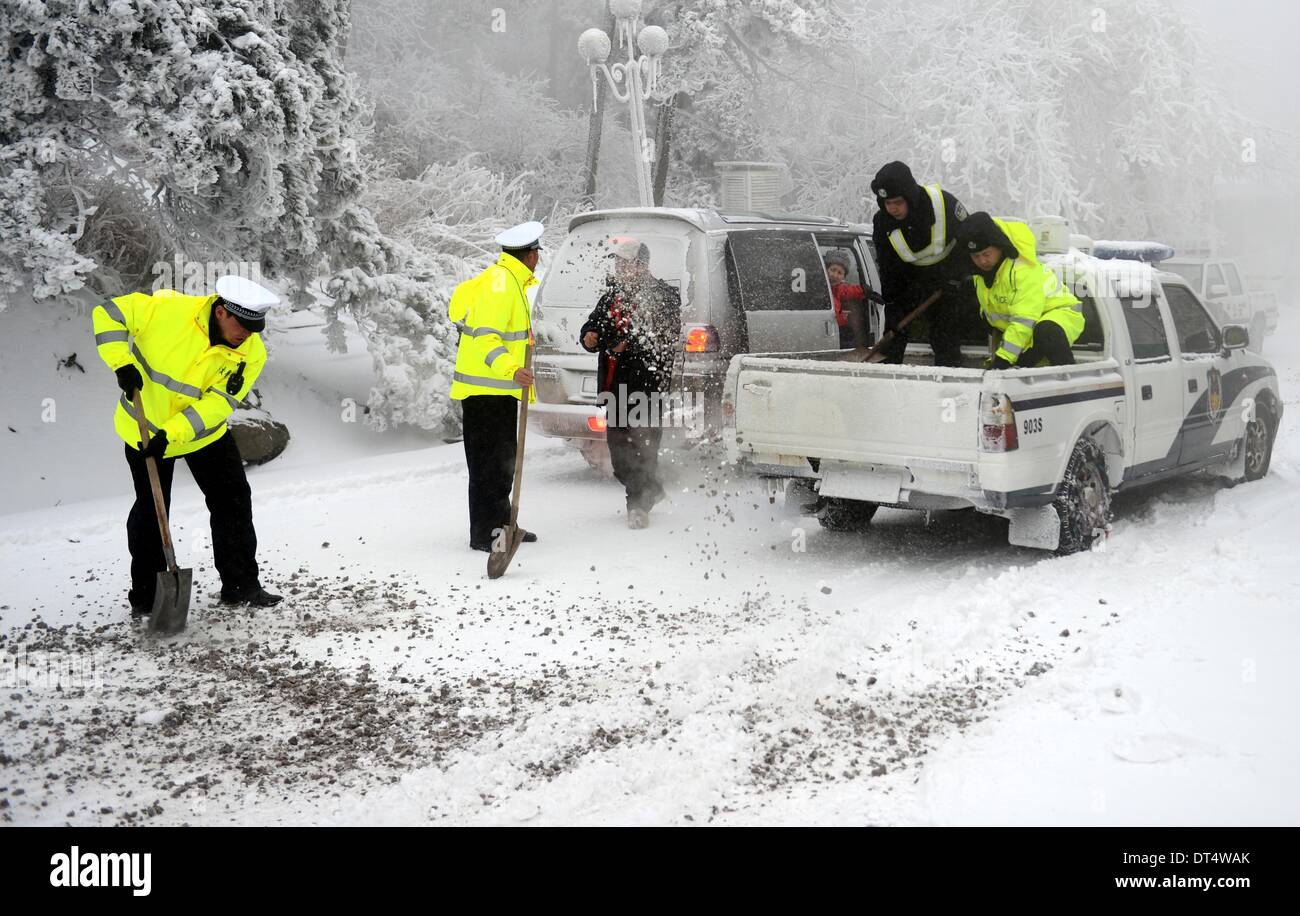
[3,310,1298,826]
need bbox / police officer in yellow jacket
[957,212,1084,368]
[93,275,282,614]
[450,221,543,551]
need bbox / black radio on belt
[226,360,246,397]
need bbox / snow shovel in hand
[131,390,192,635]
[487,350,532,579]
[843,290,943,363]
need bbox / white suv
[529,207,881,468]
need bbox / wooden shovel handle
[131,388,178,572]
[506,346,532,530]
[845,290,944,363]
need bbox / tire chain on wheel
[1052,438,1112,556]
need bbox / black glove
[115,364,143,395]
[990,355,1013,371]
[138,430,168,461]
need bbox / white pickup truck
[1159,256,1280,353]
[723,227,1284,555]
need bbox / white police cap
[495,220,545,251]
[215,275,279,331]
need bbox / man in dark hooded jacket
[869,161,974,366]
[580,239,682,529]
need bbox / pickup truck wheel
[1053,439,1112,556]
[1243,406,1275,482]
[816,498,878,532]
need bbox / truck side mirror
[1222,324,1249,350]
[1208,283,1229,298]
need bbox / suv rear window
[537,225,688,315]
[726,230,833,312]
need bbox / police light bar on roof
[1091,240,1176,263]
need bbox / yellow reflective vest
[93,289,267,457]
[449,252,536,402]
[973,218,1084,366]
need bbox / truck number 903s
[1022,417,1043,435]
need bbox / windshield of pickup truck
[1163,262,1203,289]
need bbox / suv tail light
[684,325,720,353]
[980,392,1019,452]
[587,414,607,433]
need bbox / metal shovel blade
[147,566,193,635]
[486,526,525,579]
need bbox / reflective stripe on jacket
[973,218,1084,365]
[889,183,957,267]
[93,289,266,457]
[449,252,536,402]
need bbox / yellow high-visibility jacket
[973,218,1084,366]
[449,253,536,402]
[93,289,266,457]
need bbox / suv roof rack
[718,211,847,226]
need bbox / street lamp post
[579,0,670,207]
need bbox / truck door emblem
[1207,367,1224,422]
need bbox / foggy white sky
[1191,0,1299,131]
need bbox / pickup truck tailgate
[731,355,984,465]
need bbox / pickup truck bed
[727,350,1124,511]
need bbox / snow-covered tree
[787,0,1246,240]
[0,0,367,305]
[324,156,558,433]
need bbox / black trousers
[881,281,973,367]
[125,433,259,607]
[607,424,664,511]
[461,394,519,546]
[1016,320,1076,367]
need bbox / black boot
[221,585,283,607]
[472,529,536,551]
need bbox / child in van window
[824,250,865,348]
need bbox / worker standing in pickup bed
[580,239,681,529]
[957,212,1084,368]
[870,161,972,366]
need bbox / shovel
[487,349,532,579]
[131,390,193,635]
[843,290,943,363]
